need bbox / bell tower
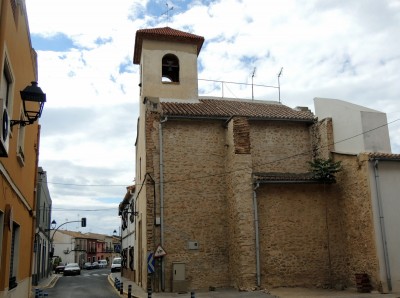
[133,27,204,100]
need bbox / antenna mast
[251,67,256,100]
[161,2,174,26]
[278,67,283,103]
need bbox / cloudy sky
[25,0,400,235]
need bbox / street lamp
[10,81,46,127]
[50,220,57,230]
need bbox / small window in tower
[162,54,179,83]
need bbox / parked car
[63,263,81,276]
[55,263,65,274]
[91,261,100,269]
[111,257,121,272]
[99,260,108,268]
[83,262,92,270]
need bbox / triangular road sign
[154,245,167,258]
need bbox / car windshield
[113,259,121,264]
[65,263,79,268]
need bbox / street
[43,268,119,298]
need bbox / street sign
[147,252,155,273]
[154,245,167,258]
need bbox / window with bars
[9,222,20,290]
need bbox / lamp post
[10,81,46,127]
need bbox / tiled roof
[160,98,315,122]
[367,152,400,160]
[253,172,320,184]
[133,27,205,64]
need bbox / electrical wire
[46,117,400,188]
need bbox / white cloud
[25,0,400,234]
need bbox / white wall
[369,160,400,293]
[52,232,75,264]
[314,97,391,154]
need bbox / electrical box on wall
[155,217,161,226]
[188,241,199,250]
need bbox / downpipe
[253,182,261,287]
[373,160,392,291]
[159,116,168,291]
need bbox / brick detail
[310,118,334,160]
[233,117,251,154]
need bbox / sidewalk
[108,272,272,297]
[31,273,59,297]
[109,273,400,298]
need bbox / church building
[119,26,400,294]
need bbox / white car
[99,259,108,268]
[63,263,81,276]
[111,257,121,272]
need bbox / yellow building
[0,0,45,297]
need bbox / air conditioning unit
[0,98,10,157]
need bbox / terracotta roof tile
[253,172,319,184]
[161,98,315,122]
[367,152,400,160]
[133,27,205,64]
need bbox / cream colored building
[122,26,400,294]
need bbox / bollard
[43,293,49,297]
[147,288,152,298]
[116,280,120,290]
[191,291,195,298]
[128,284,132,298]
[120,282,124,294]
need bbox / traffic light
[81,217,86,227]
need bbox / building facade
[52,230,119,267]
[119,185,135,281]
[314,98,400,292]
[0,0,45,297]
[127,26,400,294]
[32,167,52,286]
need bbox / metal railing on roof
[198,78,281,102]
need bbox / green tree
[309,158,342,183]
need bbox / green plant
[309,158,342,183]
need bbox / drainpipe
[373,160,392,291]
[253,182,261,287]
[159,116,168,291]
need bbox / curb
[45,275,59,289]
[108,274,143,298]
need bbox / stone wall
[157,119,230,291]
[225,117,256,290]
[250,121,313,173]
[257,183,338,288]
[141,113,379,293]
[332,153,379,289]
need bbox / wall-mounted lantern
[10,81,46,127]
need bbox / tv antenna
[161,2,174,26]
[277,67,283,103]
[251,67,256,100]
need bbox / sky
[24,0,400,235]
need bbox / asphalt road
[43,268,119,298]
